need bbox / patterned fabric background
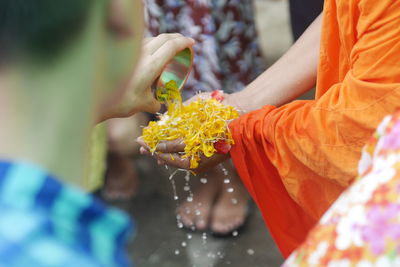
[144,0,265,100]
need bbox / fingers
[138,144,190,169]
[152,152,228,173]
[155,152,191,169]
[137,137,185,153]
[155,139,186,153]
[140,95,162,114]
[151,35,194,69]
[143,33,194,55]
[137,137,189,168]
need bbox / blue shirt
[0,160,133,267]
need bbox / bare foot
[103,153,139,200]
[176,174,220,231]
[210,167,249,235]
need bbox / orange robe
[229,0,400,258]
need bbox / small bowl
[155,47,193,98]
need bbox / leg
[210,161,249,235]
[176,167,222,231]
[176,160,249,235]
[103,113,148,200]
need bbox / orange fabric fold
[229,0,400,258]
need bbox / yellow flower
[142,81,239,168]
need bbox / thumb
[142,95,162,114]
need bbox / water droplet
[224,178,230,184]
[177,222,183,228]
[184,186,190,191]
[220,165,229,176]
[247,248,255,255]
[191,225,196,231]
[227,188,234,193]
[174,249,180,255]
[184,171,190,182]
[202,233,207,240]
[181,241,187,247]
[231,198,238,205]
[187,234,192,239]
[187,196,193,202]
[195,210,201,216]
[207,252,215,258]
[200,178,207,184]
[174,196,179,200]
[232,231,238,237]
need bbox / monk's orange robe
[229,0,400,257]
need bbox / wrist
[223,93,245,115]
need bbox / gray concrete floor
[109,1,302,266]
[111,156,283,267]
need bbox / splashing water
[166,165,242,262]
[183,170,194,203]
[247,248,255,255]
[217,251,225,259]
[168,169,180,201]
[220,165,229,176]
[200,177,208,184]
[202,232,207,245]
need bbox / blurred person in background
[0,0,193,265]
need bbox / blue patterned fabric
[0,160,133,267]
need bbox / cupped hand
[136,137,230,173]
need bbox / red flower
[214,140,231,154]
[211,90,224,102]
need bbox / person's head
[0,0,143,118]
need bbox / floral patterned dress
[144,0,264,100]
[283,111,400,266]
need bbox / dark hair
[0,0,93,62]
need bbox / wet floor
[108,156,284,267]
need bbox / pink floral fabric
[144,0,264,100]
[283,111,400,266]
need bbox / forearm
[229,14,322,114]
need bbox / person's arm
[227,14,322,114]
[138,14,323,170]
